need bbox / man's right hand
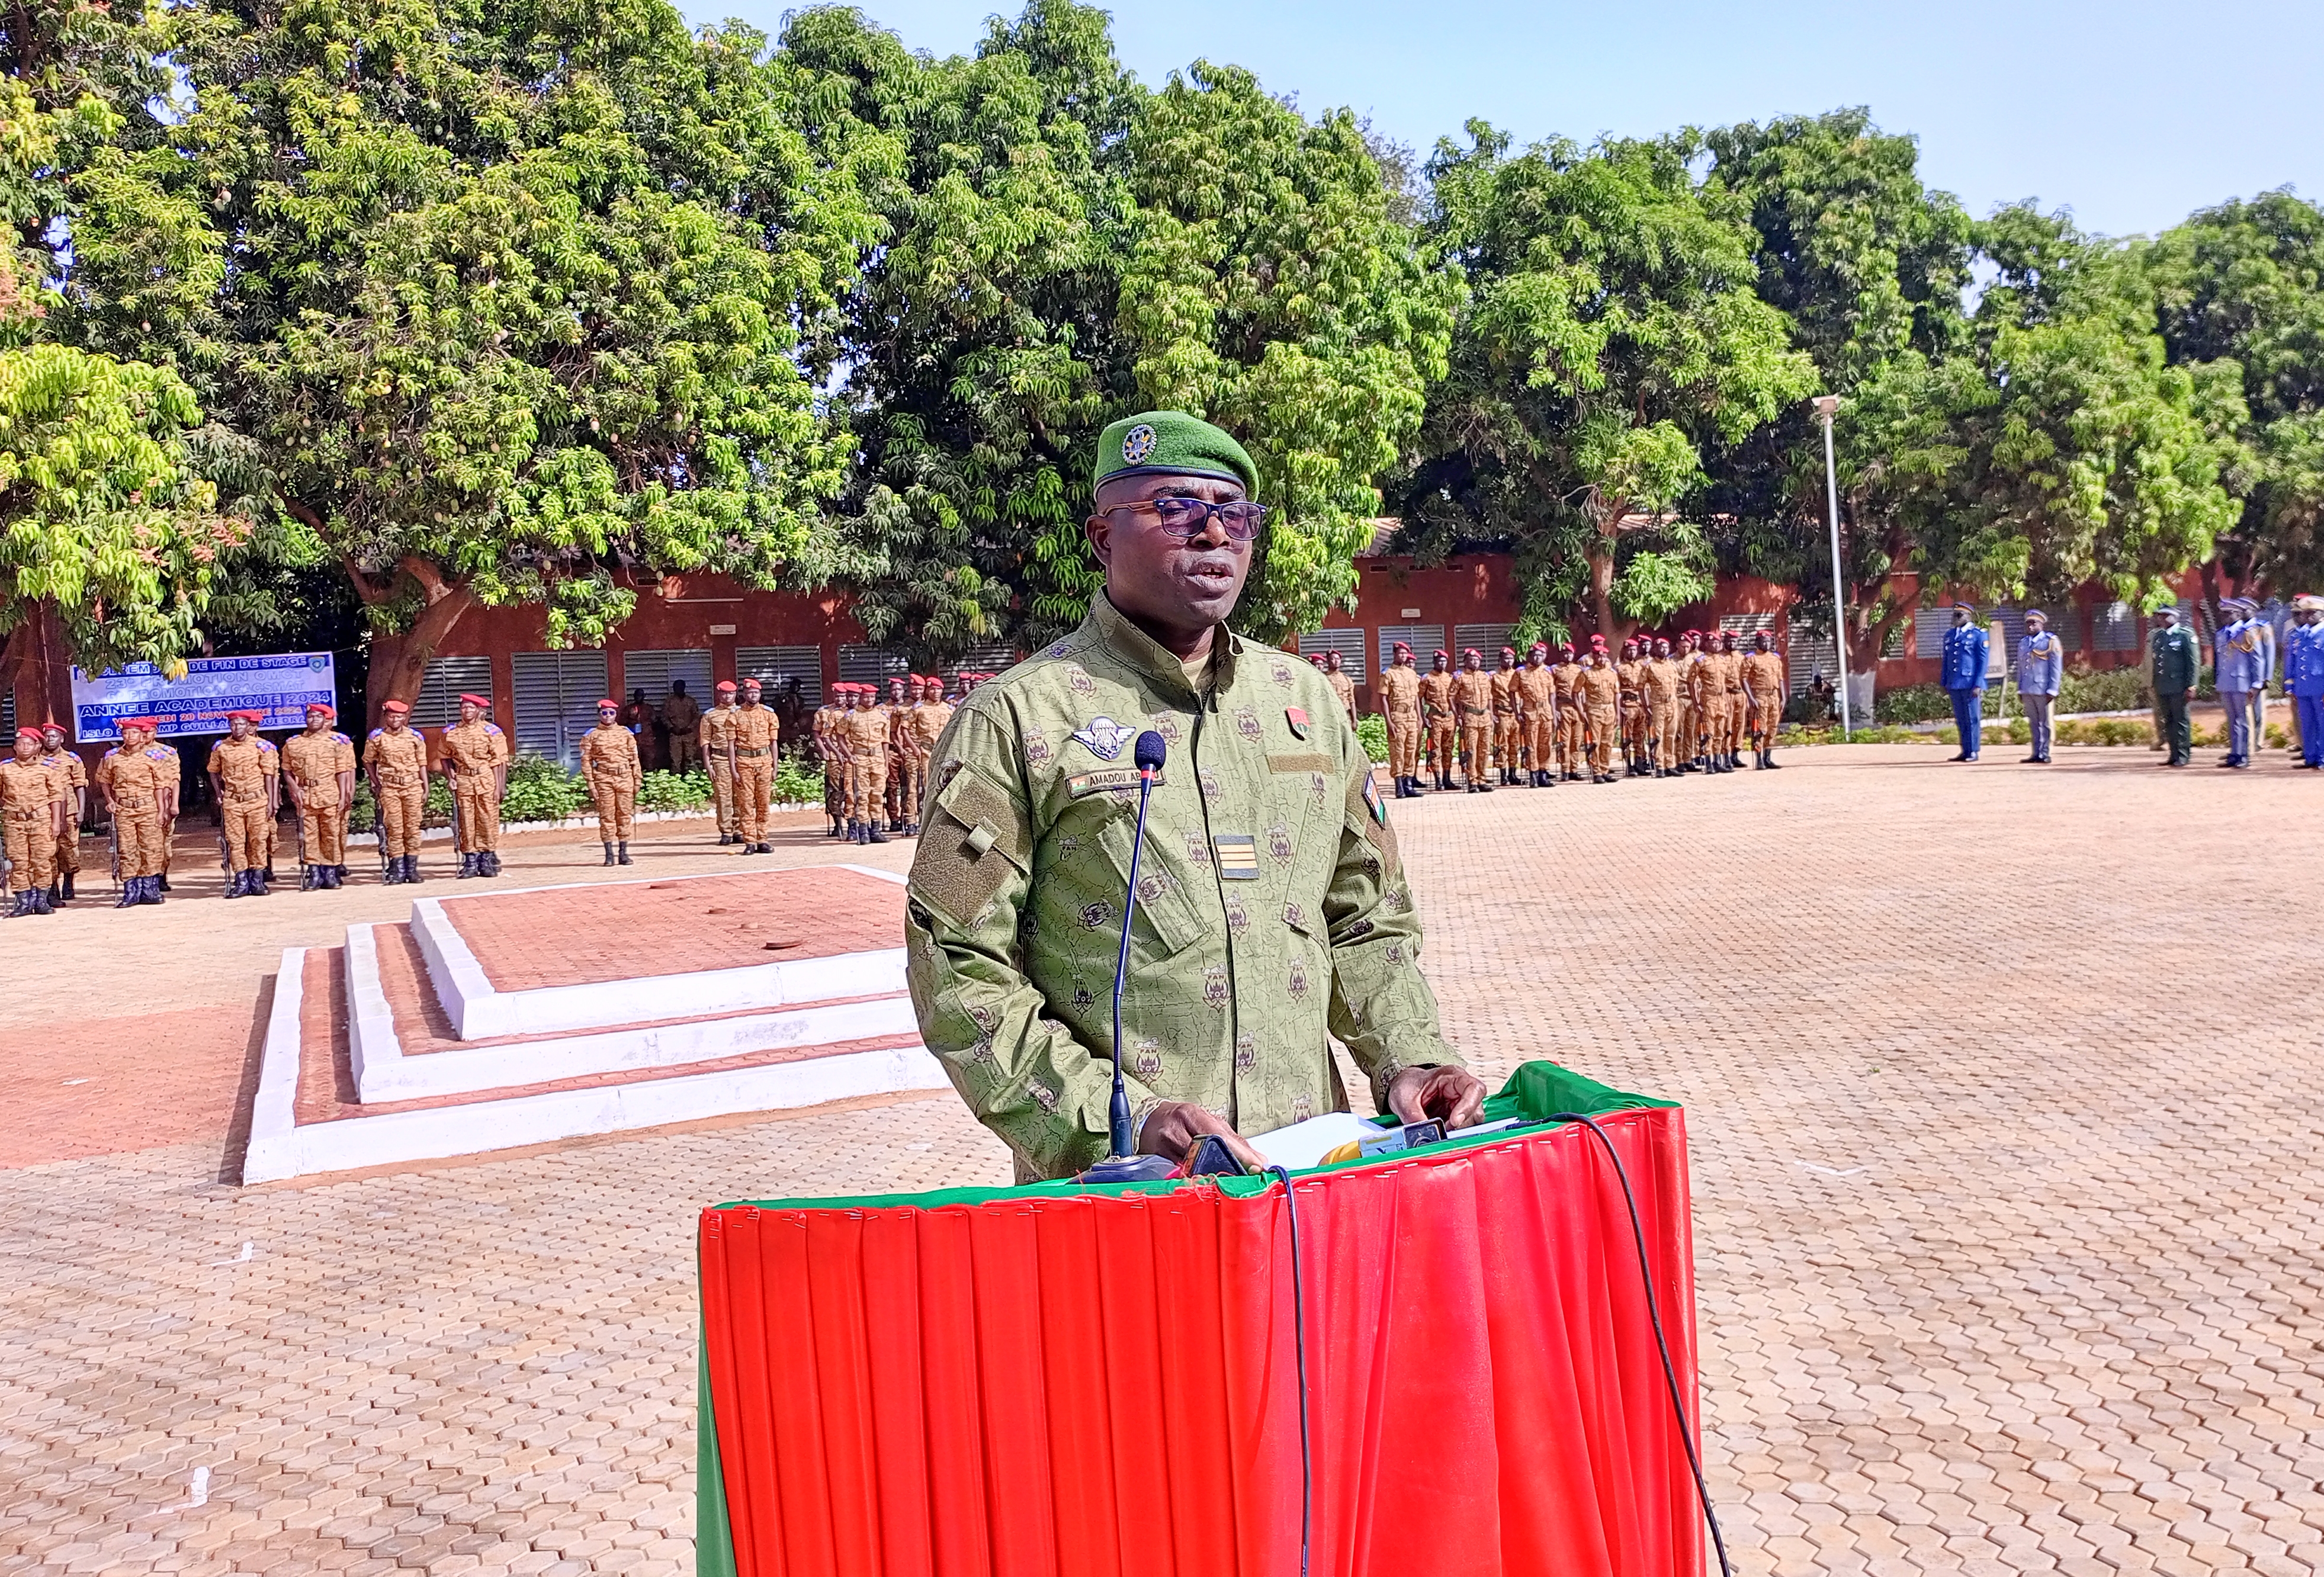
[1136,1100,1269,1173]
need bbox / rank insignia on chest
[1213,834,1261,879]
[1285,706,1309,740]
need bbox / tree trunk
[364,582,479,724]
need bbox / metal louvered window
[511,650,608,770]
[1376,625,1444,676]
[1452,623,1514,660]
[839,645,910,686]
[2092,602,2139,653]
[1880,621,1907,659]
[1913,613,1949,659]
[412,657,493,729]
[1296,629,1367,669]
[952,644,1016,678]
[735,645,823,706]
[0,688,13,735]
[619,648,712,710]
[1786,627,1837,695]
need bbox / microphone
[1079,730,1177,1184]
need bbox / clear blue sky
[692,0,2320,239]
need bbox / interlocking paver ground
[3,745,2321,1576]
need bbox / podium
[697,1062,1703,1577]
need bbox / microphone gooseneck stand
[1078,730,1177,1184]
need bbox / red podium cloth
[698,1090,1700,1577]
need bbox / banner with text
[70,653,339,741]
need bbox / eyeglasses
[1099,496,1270,541]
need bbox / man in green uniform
[2150,605,2200,767]
[906,410,1486,1181]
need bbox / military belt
[733,747,770,757]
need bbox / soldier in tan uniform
[840,683,893,844]
[1488,647,1521,785]
[206,712,280,898]
[580,698,643,865]
[1552,643,1587,782]
[439,693,510,878]
[3,727,66,916]
[810,685,846,838]
[660,680,702,773]
[1741,629,1789,769]
[281,702,356,889]
[37,722,84,905]
[1452,648,1495,792]
[364,700,430,884]
[97,718,175,905]
[1377,641,1423,797]
[1418,650,1458,792]
[1640,637,1683,777]
[897,675,950,836]
[880,676,913,833]
[1616,637,1647,778]
[701,680,740,843]
[1716,631,1748,769]
[726,675,779,853]
[1515,641,1557,787]
[1580,640,1621,783]
[1323,648,1358,727]
[1681,632,1714,773]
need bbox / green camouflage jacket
[904,593,1461,1180]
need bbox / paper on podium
[1246,1110,1376,1170]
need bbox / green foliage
[2056,666,2149,712]
[788,2,1450,655]
[501,755,589,824]
[1402,124,1816,639]
[1872,683,1954,724]
[74,0,887,693]
[0,28,247,676]
[2147,191,2324,595]
[638,769,714,814]
[1354,712,1389,763]
[774,753,827,806]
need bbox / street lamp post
[1812,395,1852,737]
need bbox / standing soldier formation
[661,680,702,773]
[37,722,84,905]
[839,683,893,844]
[282,704,355,888]
[367,701,429,884]
[1453,648,1495,793]
[702,680,741,843]
[1420,650,1458,791]
[1741,632,1789,769]
[582,698,643,865]
[725,676,779,853]
[441,694,510,876]
[208,711,281,898]
[1378,641,1423,797]
[3,726,68,916]
[1323,649,1358,727]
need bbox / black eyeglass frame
[1094,496,1270,541]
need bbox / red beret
[715,679,737,693]
[16,726,44,742]
[598,698,619,709]
[305,702,336,718]
[1589,635,1607,647]
[380,700,411,714]
[1462,648,1479,660]
[1530,641,1548,653]
[119,717,158,730]
[230,709,267,722]
[458,693,490,707]
[739,675,763,686]
[1392,641,1412,653]
[1500,645,1516,656]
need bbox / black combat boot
[62,872,75,901]
[602,843,617,867]
[298,865,316,891]
[47,879,63,907]
[484,852,503,876]
[1763,749,1780,769]
[223,869,246,898]
[457,853,477,879]
[334,865,348,886]
[865,821,890,844]
[617,842,632,865]
[158,873,171,891]
[142,875,165,904]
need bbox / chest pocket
[1055,785,1207,958]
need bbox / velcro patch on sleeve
[1266,752,1333,775]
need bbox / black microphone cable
[1547,1113,1734,1577]
[1264,1165,1313,1577]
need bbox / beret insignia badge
[1121,422,1157,465]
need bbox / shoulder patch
[368,728,386,740]
[484,722,503,735]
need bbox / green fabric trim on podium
[694,1060,1693,1577]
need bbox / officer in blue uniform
[2287,595,2324,768]
[1940,603,1990,762]
[2015,609,2064,763]
[2214,597,2264,768]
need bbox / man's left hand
[1386,1065,1489,1131]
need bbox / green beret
[1093,410,1257,498]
